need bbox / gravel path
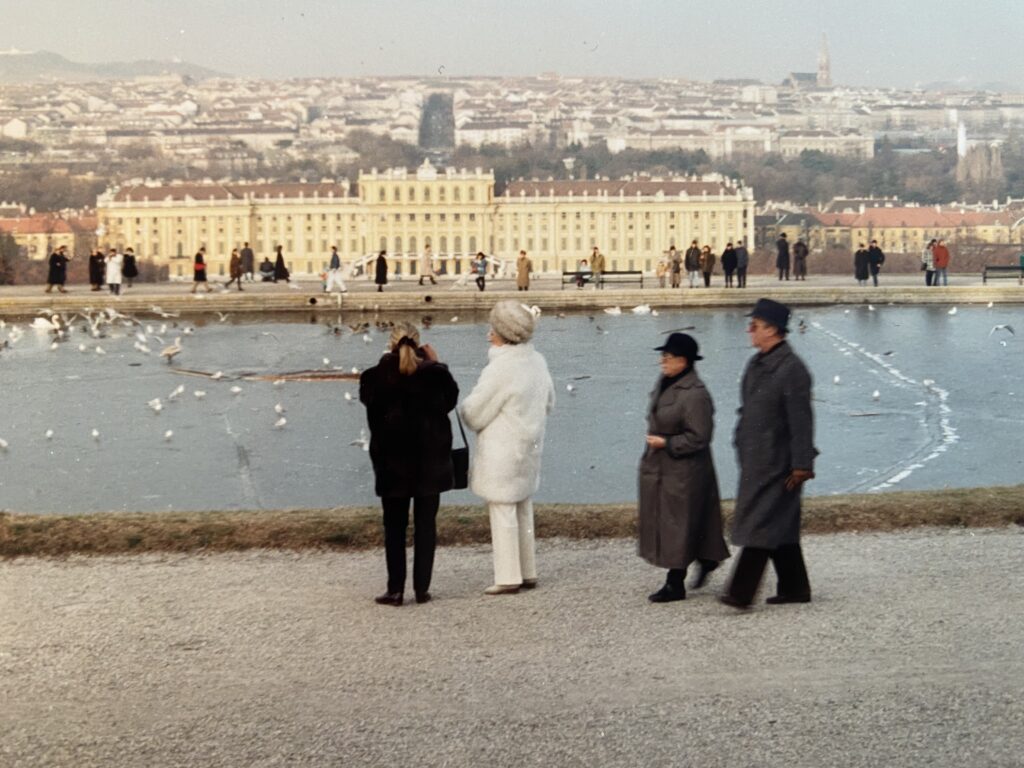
[2,528,1023,767]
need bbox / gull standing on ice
[160,337,183,364]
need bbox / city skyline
[2,0,1022,90]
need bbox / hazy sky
[3,0,1022,88]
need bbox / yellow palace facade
[97,161,755,279]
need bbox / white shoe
[484,584,521,595]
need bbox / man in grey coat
[721,298,817,609]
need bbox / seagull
[216,312,229,322]
[95,346,106,355]
[150,305,179,318]
[450,316,459,323]
[350,427,370,450]
[91,428,100,441]
[78,343,87,352]
[362,334,372,343]
[566,383,576,395]
[193,390,206,399]
[148,398,163,413]
[160,338,183,364]
[350,366,360,374]
[230,386,242,395]
[987,302,994,308]
[833,375,841,385]
[164,430,174,442]
[527,305,542,318]
[211,371,223,380]
[0,437,8,451]
[168,384,185,400]
[989,324,1015,336]
[45,429,54,440]
[49,341,58,351]
[135,331,148,344]
[948,307,957,315]
[273,379,285,388]
[872,390,881,401]
[603,306,622,316]
[631,304,652,315]
[274,417,287,429]
[868,304,875,311]
[274,403,286,414]
[183,327,194,335]
[343,391,353,402]
[595,325,609,335]
[323,357,331,366]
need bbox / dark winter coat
[88,252,106,285]
[359,351,459,498]
[375,254,388,286]
[684,246,701,272]
[735,245,750,270]
[240,246,255,274]
[721,246,737,274]
[193,252,207,281]
[776,237,790,268]
[638,368,729,569]
[122,253,138,279]
[854,249,869,280]
[274,251,290,281]
[47,251,68,284]
[868,245,885,274]
[731,341,817,549]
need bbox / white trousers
[488,499,537,586]
[325,269,346,292]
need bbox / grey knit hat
[489,300,535,344]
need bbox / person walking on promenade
[45,245,70,293]
[700,245,716,288]
[374,249,388,293]
[460,301,555,595]
[684,240,701,288]
[591,246,606,285]
[225,248,244,291]
[360,322,459,606]
[721,241,737,288]
[721,298,817,609]
[639,332,730,603]
[325,245,346,293]
[88,248,105,291]
[735,238,750,288]
[867,239,885,287]
[516,249,532,291]
[932,239,951,286]
[776,233,790,281]
[190,246,212,293]
[473,251,488,291]
[418,244,437,286]
[121,247,138,288]
[793,238,809,281]
[273,245,290,283]
[240,242,255,282]
[105,248,124,296]
[854,243,870,286]
[922,239,937,286]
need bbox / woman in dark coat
[191,247,212,293]
[359,322,459,606]
[45,246,69,293]
[721,242,737,288]
[88,249,106,291]
[273,245,290,282]
[638,332,729,602]
[853,243,870,285]
[121,248,138,288]
[374,249,388,292]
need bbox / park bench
[982,265,1023,285]
[561,271,593,289]
[596,270,644,289]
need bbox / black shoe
[374,592,403,606]
[521,578,538,590]
[719,594,751,610]
[648,585,686,603]
[766,593,811,605]
[691,560,719,589]
[415,592,432,604]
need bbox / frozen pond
[1,302,1022,514]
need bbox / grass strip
[2,485,1023,559]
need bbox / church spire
[817,34,832,87]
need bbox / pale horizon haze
[2,0,1022,89]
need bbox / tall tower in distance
[817,34,832,88]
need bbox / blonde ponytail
[389,322,421,376]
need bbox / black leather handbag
[451,412,469,490]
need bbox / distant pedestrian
[684,240,701,288]
[325,245,346,293]
[225,248,243,291]
[699,245,715,288]
[776,233,790,281]
[418,244,437,286]
[516,249,532,291]
[591,246,606,284]
[922,239,937,286]
[721,242,737,287]
[190,246,212,293]
[273,245,290,283]
[734,238,750,288]
[638,332,729,603]
[670,245,683,288]
[374,249,388,292]
[121,247,138,288]
[105,248,124,296]
[88,249,105,291]
[932,239,950,286]
[656,254,669,288]
[721,298,817,609]
[45,245,70,293]
[473,252,487,291]
[793,239,808,281]
[240,242,255,282]
[259,257,275,281]
[867,240,885,287]
[459,301,555,596]
[854,243,870,286]
[360,322,459,607]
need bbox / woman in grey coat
[638,333,729,603]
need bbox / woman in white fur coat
[459,301,555,595]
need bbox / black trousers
[381,495,439,595]
[737,266,747,287]
[702,271,712,287]
[725,543,810,606]
[778,264,789,280]
[475,276,486,291]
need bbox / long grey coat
[638,369,729,569]
[732,341,817,549]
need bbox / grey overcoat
[732,341,818,548]
[637,369,729,569]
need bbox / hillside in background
[0,50,223,82]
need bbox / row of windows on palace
[366,184,490,203]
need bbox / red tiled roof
[0,214,75,234]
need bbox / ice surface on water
[0,304,1022,514]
